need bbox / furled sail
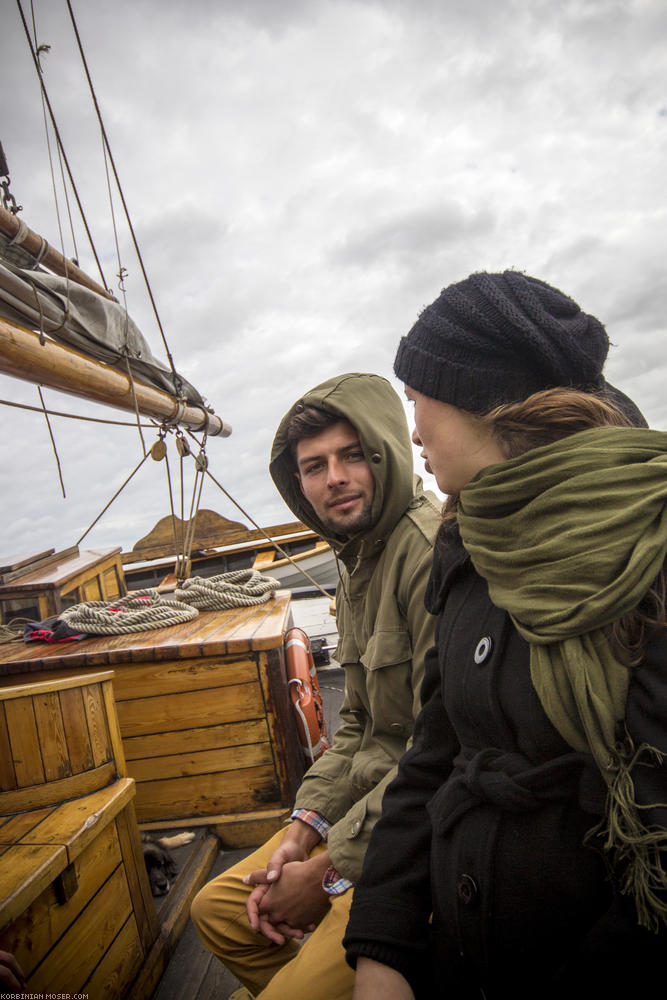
[0,251,203,404]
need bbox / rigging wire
[182,435,334,600]
[76,449,152,547]
[65,0,183,395]
[15,0,110,291]
[30,10,69,291]
[0,396,154,427]
[30,3,80,268]
[37,385,66,498]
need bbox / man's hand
[353,958,414,1000]
[254,852,332,943]
[243,819,327,944]
[243,821,316,890]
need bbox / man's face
[295,419,375,538]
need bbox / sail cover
[0,254,204,404]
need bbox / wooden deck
[151,844,251,1000]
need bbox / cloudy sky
[1,0,666,565]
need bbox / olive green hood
[270,373,420,566]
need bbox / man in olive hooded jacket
[191,373,440,1000]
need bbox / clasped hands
[243,821,332,945]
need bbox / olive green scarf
[458,426,667,931]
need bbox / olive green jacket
[270,373,441,880]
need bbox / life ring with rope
[285,626,330,764]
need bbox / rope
[0,619,29,644]
[16,0,110,290]
[65,0,183,392]
[76,450,152,547]
[59,589,198,635]
[174,570,280,610]
[37,385,66,498]
[0,397,154,427]
[53,573,280,637]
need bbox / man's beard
[320,497,374,539]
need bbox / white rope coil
[59,589,199,635]
[174,570,280,610]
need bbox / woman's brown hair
[443,387,665,664]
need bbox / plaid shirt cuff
[291,811,353,895]
[291,808,331,841]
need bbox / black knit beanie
[394,270,610,412]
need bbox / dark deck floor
[150,666,345,1000]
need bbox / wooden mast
[0,316,231,436]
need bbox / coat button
[473,636,493,664]
[456,873,478,905]
[350,820,361,836]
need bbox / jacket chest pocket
[360,629,415,737]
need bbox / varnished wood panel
[116,682,266,739]
[0,821,122,977]
[83,682,112,767]
[34,691,72,781]
[4,696,44,787]
[0,704,16,792]
[212,808,291,848]
[60,686,95,772]
[18,777,134,863]
[82,912,144,999]
[134,764,280,823]
[101,564,124,600]
[81,576,102,602]
[115,801,159,947]
[102,680,128,779]
[122,718,269,761]
[0,807,55,847]
[129,742,273,783]
[110,656,258,701]
[0,843,67,929]
[29,863,132,993]
[0,762,116,817]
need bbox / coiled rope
[59,589,198,635]
[0,620,28,644]
[174,570,280,610]
[54,572,281,636]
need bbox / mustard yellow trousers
[190,829,356,1000]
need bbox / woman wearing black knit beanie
[344,272,667,1000]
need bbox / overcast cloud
[1,0,666,562]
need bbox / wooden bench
[0,672,159,997]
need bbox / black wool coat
[344,522,667,999]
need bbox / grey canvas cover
[0,254,203,404]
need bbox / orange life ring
[285,626,330,764]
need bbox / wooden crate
[0,592,304,845]
[0,546,126,623]
[0,672,158,998]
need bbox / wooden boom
[0,204,113,301]
[0,316,231,436]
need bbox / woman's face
[405,385,506,495]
